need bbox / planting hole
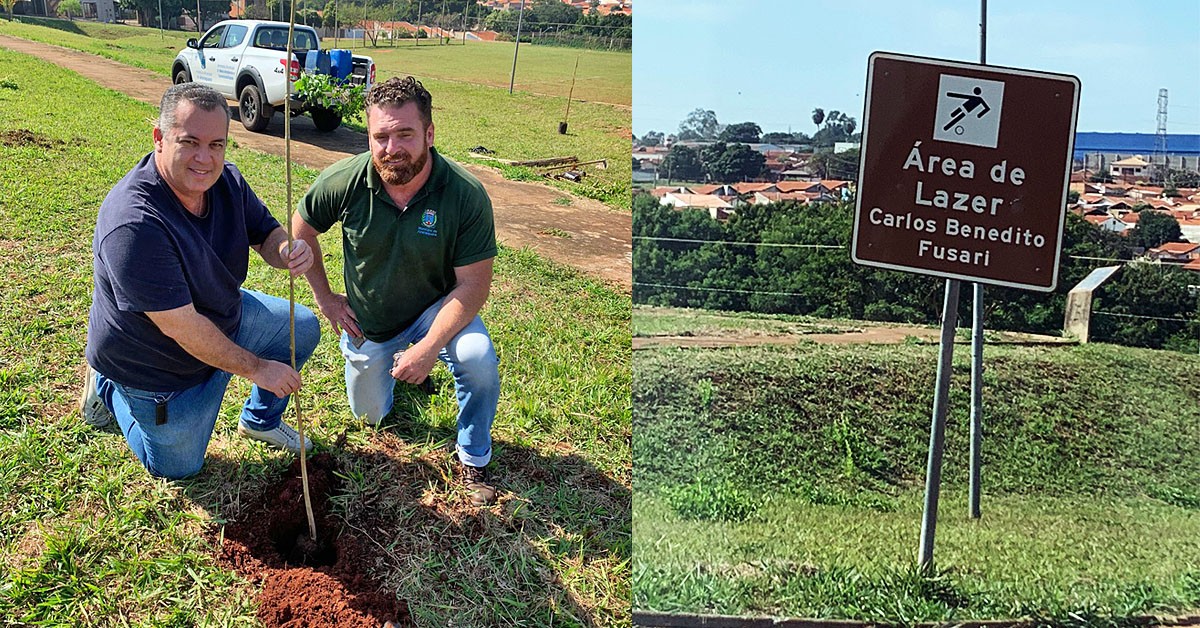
[272,520,337,568]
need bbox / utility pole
[414,0,422,46]
[461,0,469,44]
[508,0,525,94]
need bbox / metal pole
[918,279,961,571]
[969,286,983,519]
[196,0,201,31]
[561,55,579,130]
[158,0,163,39]
[414,0,421,46]
[508,0,525,94]
[968,0,988,522]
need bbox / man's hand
[251,358,302,397]
[390,341,439,384]
[277,239,313,277]
[316,292,363,339]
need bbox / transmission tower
[1154,88,1168,184]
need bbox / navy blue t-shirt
[86,153,280,391]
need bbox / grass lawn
[0,17,631,210]
[0,47,630,627]
[633,313,1200,625]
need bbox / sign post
[852,51,1079,570]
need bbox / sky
[633,0,1200,137]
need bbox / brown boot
[461,464,497,506]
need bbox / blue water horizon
[1073,132,1200,160]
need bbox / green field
[0,47,630,626]
[633,309,1200,625]
[0,17,632,209]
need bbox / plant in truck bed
[293,72,365,120]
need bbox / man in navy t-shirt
[80,83,321,480]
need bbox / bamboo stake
[285,2,318,542]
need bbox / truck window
[293,31,316,51]
[253,28,316,51]
[199,25,226,49]
[222,24,249,48]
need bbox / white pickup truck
[172,20,376,132]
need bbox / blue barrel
[304,50,331,76]
[330,49,352,81]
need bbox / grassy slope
[0,47,630,627]
[633,316,1200,623]
[0,17,632,209]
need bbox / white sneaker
[79,366,114,427]
[237,421,313,453]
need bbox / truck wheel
[310,107,343,132]
[238,84,274,132]
[173,67,191,85]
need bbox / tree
[718,122,762,144]
[638,130,664,147]
[762,131,810,145]
[811,110,858,148]
[1067,189,1080,204]
[323,0,338,29]
[678,108,721,141]
[701,142,766,183]
[529,0,580,30]
[1091,263,1195,349]
[1169,169,1200,188]
[661,145,703,182]
[1,0,16,20]
[57,0,82,17]
[812,108,825,128]
[1129,209,1182,250]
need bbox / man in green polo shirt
[293,76,501,506]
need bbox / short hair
[365,76,433,129]
[157,83,230,132]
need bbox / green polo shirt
[298,148,496,341]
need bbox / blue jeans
[95,289,320,479]
[341,297,500,467]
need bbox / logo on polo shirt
[417,208,438,237]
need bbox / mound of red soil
[216,453,412,628]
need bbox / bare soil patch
[0,128,63,149]
[217,453,413,627]
[0,34,631,290]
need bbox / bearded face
[367,102,434,187]
[373,140,429,186]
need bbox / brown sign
[852,52,1080,291]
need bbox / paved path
[0,34,632,290]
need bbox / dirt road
[633,325,1076,349]
[0,34,632,290]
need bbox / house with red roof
[1147,242,1200,263]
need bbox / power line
[634,236,844,249]
[1092,311,1196,323]
[634,281,809,298]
